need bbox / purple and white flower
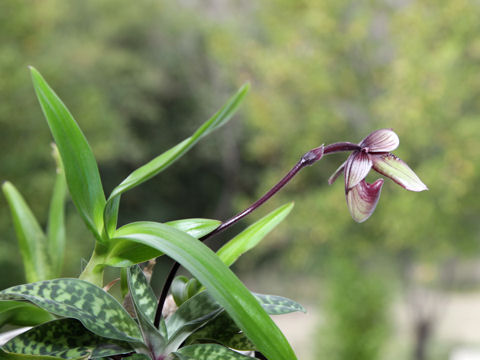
[328,129,428,222]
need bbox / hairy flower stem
[153,142,359,328]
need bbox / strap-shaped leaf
[165,291,223,353]
[2,182,51,282]
[3,318,132,359]
[47,144,67,277]
[103,84,249,236]
[30,67,106,243]
[0,301,54,328]
[217,202,294,267]
[127,266,166,357]
[174,344,252,360]
[0,279,141,342]
[104,219,220,267]
[254,293,306,315]
[112,221,297,360]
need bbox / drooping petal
[344,151,372,190]
[372,153,428,192]
[346,179,384,223]
[360,129,400,153]
[328,161,346,185]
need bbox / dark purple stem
[153,142,359,328]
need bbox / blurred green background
[2,1,480,359]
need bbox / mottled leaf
[217,203,294,267]
[3,318,132,359]
[165,291,223,353]
[185,312,255,351]
[127,266,166,356]
[0,301,54,328]
[254,293,306,315]
[112,221,296,359]
[0,349,75,360]
[30,67,106,243]
[2,182,51,282]
[104,84,249,237]
[0,279,141,342]
[174,344,252,360]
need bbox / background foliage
[1,1,480,359]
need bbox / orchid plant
[0,67,427,360]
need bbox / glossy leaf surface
[47,145,67,276]
[104,219,220,267]
[104,84,249,236]
[217,202,294,267]
[30,67,106,243]
[112,221,297,360]
[3,318,132,359]
[0,279,141,342]
[2,182,51,282]
[0,301,54,328]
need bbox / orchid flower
[328,129,428,223]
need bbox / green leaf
[217,202,294,267]
[2,181,52,282]
[165,291,223,353]
[103,84,249,236]
[47,144,67,276]
[3,318,132,359]
[185,312,255,351]
[174,344,252,360]
[112,221,297,360]
[0,349,76,360]
[127,266,166,357]
[0,301,54,328]
[30,67,106,243]
[0,279,141,342]
[127,266,157,324]
[171,276,202,307]
[184,293,304,351]
[254,293,306,315]
[104,219,220,267]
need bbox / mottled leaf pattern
[126,266,157,324]
[0,279,141,342]
[185,312,255,351]
[3,318,131,359]
[165,291,223,353]
[254,293,306,315]
[127,266,166,356]
[0,349,76,360]
[174,344,252,359]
